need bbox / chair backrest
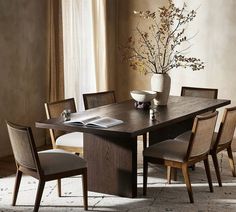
[44,98,76,144]
[83,91,116,110]
[6,121,41,172]
[216,106,236,146]
[45,98,76,119]
[181,86,218,99]
[187,111,218,159]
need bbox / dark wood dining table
[36,96,230,198]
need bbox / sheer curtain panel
[62,0,107,111]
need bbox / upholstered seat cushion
[38,149,86,176]
[143,139,189,162]
[175,131,218,150]
[175,131,191,142]
[56,132,83,147]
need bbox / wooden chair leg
[204,158,213,192]
[82,170,88,210]
[34,180,45,212]
[142,133,147,150]
[173,168,177,181]
[191,164,196,171]
[12,170,22,206]
[167,167,177,184]
[211,153,222,187]
[182,163,194,203]
[143,158,148,196]
[57,179,62,197]
[167,166,171,184]
[227,146,236,177]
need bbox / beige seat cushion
[176,131,217,150]
[56,132,83,147]
[175,131,191,142]
[38,149,86,176]
[143,139,189,162]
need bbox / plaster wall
[169,0,236,128]
[0,0,48,157]
[170,0,236,105]
[116,0,169,101]
[116,0,236,118]
[116,0,236,102]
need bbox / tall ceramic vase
[151,73,171,106]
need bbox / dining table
[36,95,230,198]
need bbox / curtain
[92,0,108,91]
[47,0,64,102]
[62,0,108,111]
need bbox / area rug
[1,151,236,212]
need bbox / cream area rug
[1,151,236,212]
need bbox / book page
[86,117,123,128]
[65,116,100,125]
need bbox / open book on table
[65,116,124,128]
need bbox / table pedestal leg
[84,133,137,198]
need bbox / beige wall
[115,0,169,101]
[170,0,236,101]
[170,0,236,123]
[169,0,236,142]
[0,0,48,157]
[116,0,236,104]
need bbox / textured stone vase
[151,73,171,106]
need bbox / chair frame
[83,90,116,110]
[178,86,218,174]
[143,112,218,203]
[6,121,88,211]
[181,86,218,99]
[44,98,83,154]
[210,106,236,187]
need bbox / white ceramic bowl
[130,90,157,102]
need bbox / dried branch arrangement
[121,0,204,74]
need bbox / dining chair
[45,98,84,196]
[179,86,218,173]
[6,121,88,212]
[44,98,83,154]
[176,106,236,187]
[164,87,218,182]
[83,90,148,149]
[83,90,116,110]
[143,112,218,203]
[181,86,218,99]
[210,106,236,186]
[181,86,218,118]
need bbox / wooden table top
[36,96,230,138]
